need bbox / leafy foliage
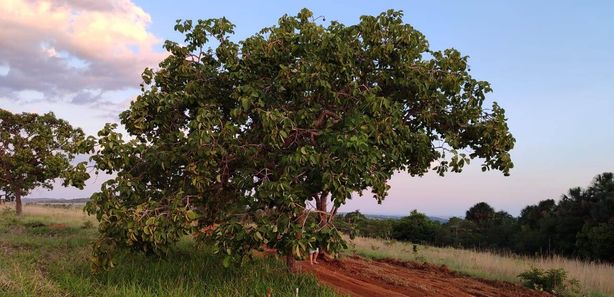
[548,173,614,260]
[0,109,94,215]
[86,9,514,269]
[465,202,495,225]
[518,267,580,296]
[392,210,443,244]
[336,210,394,239]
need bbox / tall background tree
[392,210,443,244]
[87,9,515,270]
[465,202,496,225]
[0,109,94,215]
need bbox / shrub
[518,267,580,296]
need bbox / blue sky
[2,1,613,217]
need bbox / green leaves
[87,8,514,270]
[186,210,199,221]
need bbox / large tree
[87,9,515,270]
[0,109,94,215]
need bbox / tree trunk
[286,253,298,273]
[15,192,22,215]
[316,192,336,261]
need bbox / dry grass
[346,236,613,296]
[1,203,92,227]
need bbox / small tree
[87,9,515,270]
[0,109,94,215]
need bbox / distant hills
[23,198,90,204]
[360,214,449,223]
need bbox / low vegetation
[346,236,612,297]
[0,205,338,297]
[518,267,580,296]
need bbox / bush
[518,267,580,296]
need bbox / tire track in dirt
[299,256,552,297]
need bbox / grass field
[3,204,612,297]
[0,204,339,297]
[346,236,613,297]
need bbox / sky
[1,0,613,217]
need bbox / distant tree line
[336,172,614,262]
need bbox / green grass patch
[0,208,339,297]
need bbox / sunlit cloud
[0,0,165,102]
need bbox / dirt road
[299,256,551,297]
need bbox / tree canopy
[465,202,496,225]
[86,9,514,270]
[0,109,94,214]
[392,210,443,243]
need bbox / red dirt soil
[298,256,552,297]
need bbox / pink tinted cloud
[0,0,165,101]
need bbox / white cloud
[0,0,165,102]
